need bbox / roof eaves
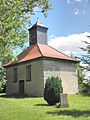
[47,45,80,62]
[42,56,80,63]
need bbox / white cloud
[67,0,71,4]
[66,0,88,4]
[48,32,90,56]
[74,0,82,2]
[74,8,86,15]
[66,0,88,15]
[74,8,79,15]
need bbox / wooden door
[19,80,24,95]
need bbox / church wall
[43,60,60,86]
[60,61,78,94]
[24,60,44,97]
[43,59,78,94]
[6,60,44,96]
[6,66,19,95]
[6,58,78,96]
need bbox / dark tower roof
[28,20,48,46]
[28,20,48,30]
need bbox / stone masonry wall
[43,59,78,94]
[6,60,44,96]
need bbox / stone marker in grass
[59,94,69,108]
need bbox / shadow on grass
[0,93,29,99]
[0,93,44,99]
[35,103,48,106]
[81,94,90,97]
[47,109,90,118]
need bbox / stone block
[60,93,69,107]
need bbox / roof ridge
[18,44,36,60]
[47,44,79,61]
[17,46,29,58]
[19,44,42,62]
[37,43,44,56]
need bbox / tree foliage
[77,64,85,86]
[0,0,51,62]
[0,67,6,92]
[81,39,90,72]
[44,76,63,105]
[78,37,90,95]
[81,38,90,83]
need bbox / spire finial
[37,17,40,23]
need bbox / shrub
[81,82,90,96]
[44,76,63,105]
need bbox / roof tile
[3,43,79,67]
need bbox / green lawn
[0,94,90,120]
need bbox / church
[4,21,79,96]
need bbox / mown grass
[0,94,90,120]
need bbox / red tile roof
[3,43,79,67]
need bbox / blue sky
[29,0,90,56]
[31,0,90,36]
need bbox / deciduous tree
[0,0,51,62]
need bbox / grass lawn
[0,94,90,120]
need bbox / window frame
[13,68,18,82]
[26,65,31,81]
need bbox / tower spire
[36,17,40,23]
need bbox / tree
[81,37,90,83]
[78,36,90,95]
[0,0,52,62]
[0,67,6,93]
[44,76,63,105]
[77,64,85,86]
[76,64,85,93]
[81,37,90,74]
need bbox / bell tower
[28,20,48,46]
